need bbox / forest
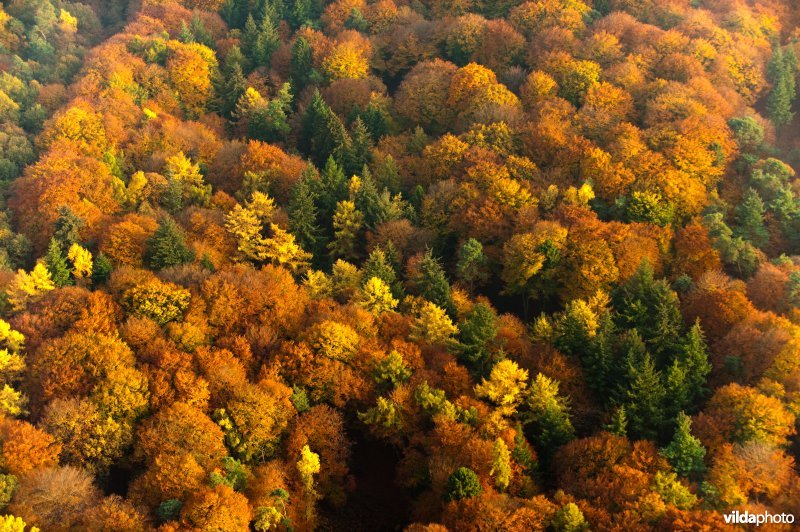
[0,0,799,530]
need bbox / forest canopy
[0,0,798,530]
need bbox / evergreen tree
[622,349,666,440]
[345,117,372,176]
[361,102,390,142]
[252,15,280,69]
[91,252,113,286]
[44,238,71,288]
[525,373,575,462]
[661,412,707,479]
[145,218,195,270]
[317,157,348,226]
[456,238,489,293]
[735,188,769,248]
[354,167,382,229]
[612,261,682,361]
[300,91,351,167]
[221,0,250,28]
[290,36,314,94]
[288,172,323,257]
[605,405,628,436]
[53,206,83,247]
[767,46,797,127]
[363,248,400,296]
[214,47,247,118]
[414,249,454,315]
[456,303,498,375]
[443,468,481,502]
[676,321,711,408]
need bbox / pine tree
[214,47,247,117]
[363,248,400,296]
[290,36,314,94]
[414,249,454,315]
[735,188,769,248]
[605,405,628,436]
[300,91,350,167]
[288,173,323,257]
[525,373,575,462]
[92,252,113,286]
[661,412,706,479]
[456,303,498,375]
[677,320,711,408]
[622,349,666,440]
[767,46,797,128]
[317,157,348,225]
[145,218,195,270]
[53,206,83,247]
[345,117,372,176]
[612,261,682,361]
[44,238,71,287]
[252,15,280,69]
[456,238,489,293]
[354,167,382,229]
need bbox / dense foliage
[0,0,798,529]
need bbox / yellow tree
[67,244,92,280]
[357,277,398,315]
[6,263,55,312]
[474,359,529,417]
[166,40,218,117]
[411,302,457,345]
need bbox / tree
[328,200,364,260]
[413,250,454,315]
[290,36,315,94]
[766,46,796,128]
[661,412,706,479]
[622,350,666,440]
[357,277,398,315]
[300,91,351,167]
[490,438,511,491]
[475,359,529,419]
[179,485,251,532]
[289,173,324,257]
[524,373,575,459]
[443,467,481,502]
[144,218,194,270]
[456,238,489,293]
[411,302,458,345]
[122,279,191,326]
[67,244,92,280]
[735,188,769,248]
[44,238,71,288]
[551,503,588,531]
[6,263,55,312]
[456,303,498,376]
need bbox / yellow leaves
[501,222,567,295]
[322,40,370,80]
[67,244,93,280]
[40,103,108,155]
[0,320,24,353]
[474,359,529,417]
[122,279,191,326]
[357,277,398,315]
[261,223,312,274]
[142,108,157,120]
[309,320,360,361]
[411,302,457,345]
[0,514,39,532]
[58,9,78,34]
[166,40,218,116]
[6,263,55,312]
[297,444,321,491]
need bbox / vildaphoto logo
[723,510,795,526]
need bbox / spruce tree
[622,349,666,441]
[605,405,628,436]
[767,46,797,128]
[735,188,769,248]
[456,303,498,375]
[252,15,280,68]
[661,412,707,479]
[53,206,83,248]
[288,173,323,257]
[290,36,314,94]
[345,117,373,176]
[145,218,195,270]
[44,238,71,288]
[91,252,113,286]
[363,248,400,296]
[415,249,454,315]
[456,238,489,293]
[301,91,351,167]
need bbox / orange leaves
[166,40,218,117]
